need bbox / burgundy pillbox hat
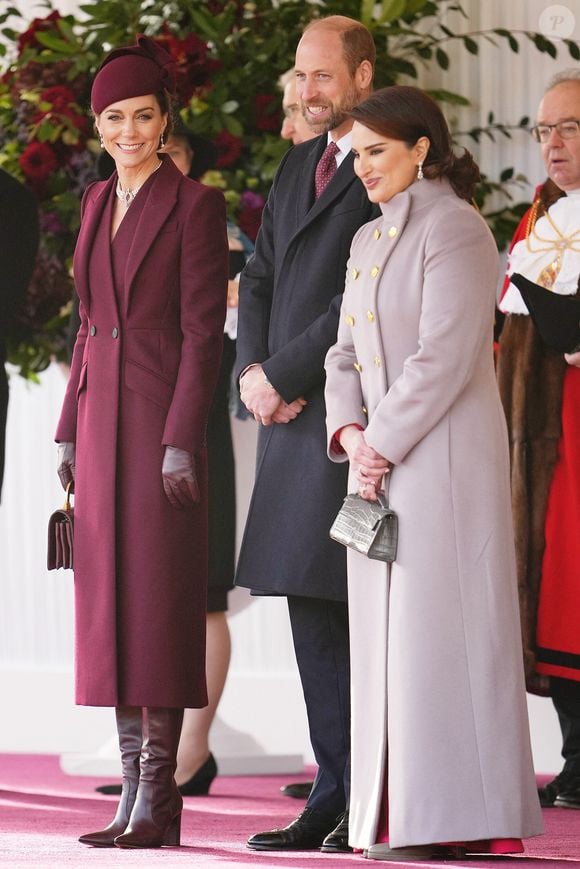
[91,35,177,114]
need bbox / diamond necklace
[115,160,162,209]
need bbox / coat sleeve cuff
[330,423,363,457]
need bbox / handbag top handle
[64,480,74,511]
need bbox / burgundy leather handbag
[47,481,74,570]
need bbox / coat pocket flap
[125,358,173,411]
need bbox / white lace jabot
[500,191,580,314]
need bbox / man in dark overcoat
[0,168,39,501]
[235,15,377,852]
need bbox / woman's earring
[99,134,104,149]
[417,161,424,181]
[159,132,166,149]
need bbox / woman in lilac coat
[325,87,542,860]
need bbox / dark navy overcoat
[235,135,378,601]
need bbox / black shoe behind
[96,782,122,796]
[95,752,218,798]
[280,781,313,799]
[179,752,218,796]
[247,807,337,851]
[539,768,580,807]
[554,783,580,809]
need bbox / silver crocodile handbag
[330,493,398,563]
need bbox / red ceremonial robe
[498,184,580,685]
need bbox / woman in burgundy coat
[54,38,228,849]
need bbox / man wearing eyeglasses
[497,69,580,809]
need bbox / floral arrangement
[0,0,578,379]
[0,11,94,377]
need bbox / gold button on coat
[367,310,375,322]
[374,356,381,367]
[354,362,362,373]
[373,228,381,240]
[352,268,360,280]
[345,315,355,327]
[370,266,380,278]
[361,406,368,415]
[388,226,398,238]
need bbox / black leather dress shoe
[539,769,580,807]
[280,781,313,799]
[247,807,337,851]
[321,810,351,853]
[554,784,580,808]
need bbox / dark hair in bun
[351,85,480,201]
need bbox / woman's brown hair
[351,85,480,201]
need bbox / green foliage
[1,0,577,378]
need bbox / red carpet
[0,757,578,867]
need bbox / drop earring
[417,161,424,181]
[99,134,104,149]
[159,132,166,149]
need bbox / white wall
[1,0,576,775]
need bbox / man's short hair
[546,68,580,92]
[278,68,295,91]
[303,15,376,78]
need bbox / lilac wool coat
[56,157,228,708]
[325,178,543,849]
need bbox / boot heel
[163,813,181,846]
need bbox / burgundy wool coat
[55,157,228,708]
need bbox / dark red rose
[255,94,281,133]
[17,11,62,53]
[8,59,86,101]
[61,107,90,136]
[40,85,76,111]
[19,142,59,184]
[156,28,222,104]
[214,130,243,168]
[34,85,88,145]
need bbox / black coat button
[90,325,97,337]
[112,327,119,339]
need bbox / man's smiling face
[295,28,363,140]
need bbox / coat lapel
[73,176,115,313]
[369,179,454,301]
[294,135,326,224]
[372,191,412,292]
[123,157,181,311]
[290,147,359,249]
[306,151,357,223]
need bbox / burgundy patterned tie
[314,140,340,199]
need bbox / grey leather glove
[162,445,199,509]
[57,442,76,490]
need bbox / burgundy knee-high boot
[79,706,142,847]
[114,707,184,849]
